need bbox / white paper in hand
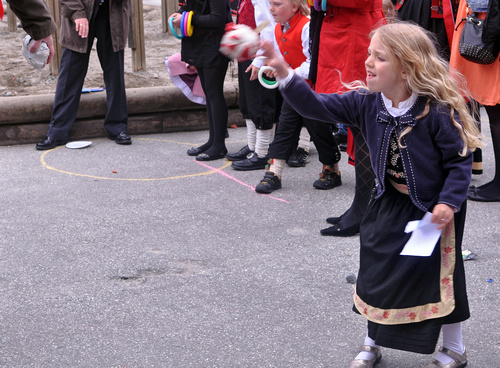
[400,212,442,257]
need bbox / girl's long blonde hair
[352,22,483,155]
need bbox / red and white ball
[219,24,260,62]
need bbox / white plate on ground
[66,141,92,149]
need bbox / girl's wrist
[275,64,290,79]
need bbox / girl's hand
[431,204,454,230]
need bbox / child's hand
[431,204,454,230]
[245,64,260,81]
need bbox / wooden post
[129,0,146,71]
[163,0,178,34]
[7,4,18,32]
[46,0,62,76]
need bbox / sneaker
[313,168,342,190]
[231,153,269,171]
[226,145,253,161]
[287,147,310,167]
[255,172,282,194]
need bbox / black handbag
[458,3,499,64]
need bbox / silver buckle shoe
[422,347,467,368]
[348,345,382,368]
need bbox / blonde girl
[262,21,481,368]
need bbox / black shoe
[287,147,310,167]
[35,136,67,150]
[326,213,345,225]
[467,189,500,202]
[195,149,228,161]
[320,222,360,237]
[109,132,131,145]
[255,171,282,194]
[187,146,206,156]
[313,168,342,190]
[226,145,253,161]
[231,154,268,171]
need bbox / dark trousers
[47,2,127,140]
[268,99,341,165]
[238,59,281,130]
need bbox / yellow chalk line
[39,137,236,181]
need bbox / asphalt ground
[0,113,498,367]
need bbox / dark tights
[468,101,482,174]
[339,128,376,228]
[474,104,500,199]
[197,64,229,156]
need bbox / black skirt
[353,181,470,354]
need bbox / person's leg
[322,128,375,236]
[227,59,254,161]
[246,68,279,160]
[246,120,258,153]
[255,100,302,193]
[431,323,465,365]
[266,100,303,176]
[95,4,128,138]
[468,100,482,175]
[305,119,342,190]
[231,59,277,169]
[287,127,311,167]
[196,63,229,159]
[40,47,91,145]
[468,104,500,201]
[194,67,215,153]
[267,100,304,164]
[355,332,381,361]
[349,329,382,367]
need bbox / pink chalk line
[195,160,290,203]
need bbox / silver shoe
[348,345,382,368]
[422,347,467,368]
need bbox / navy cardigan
[281,75,473,212]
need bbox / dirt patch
[0,5,237,97]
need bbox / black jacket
[179,0,232,68]
[483,0,500,54]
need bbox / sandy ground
[0,5,236,97]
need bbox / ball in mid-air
[219,24,260,62]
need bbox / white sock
[355,334,379,361]
[255,128,273,158]
[435,323,464,365]
[268,159,285,178]
[297,127,310,152]
[246,119,257,151]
